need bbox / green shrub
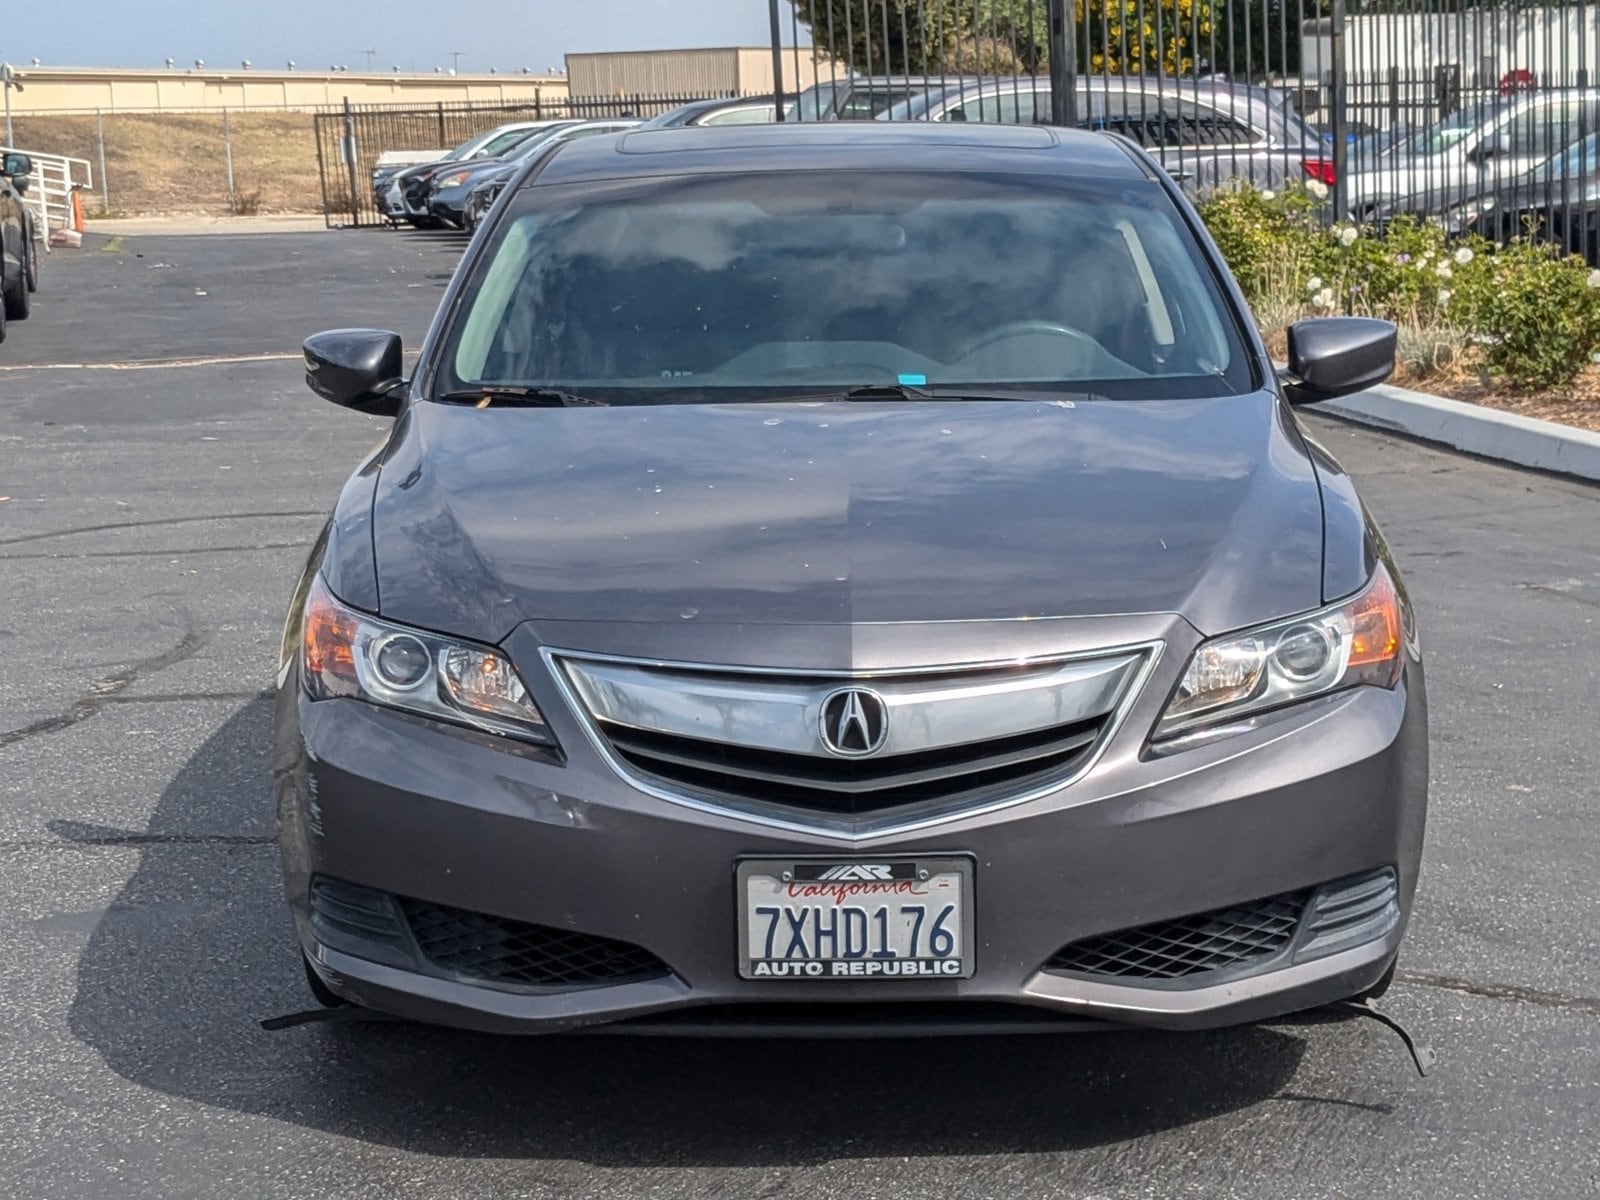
[1194,183,1600,391]
[1476,244,1600,389]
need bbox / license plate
[737,857,974,980]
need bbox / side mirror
[303,329,406,416]
[1281,317,1396,405]
[2,151,31,179]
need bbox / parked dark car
[284,123,1424,1038]
[882,76,1332,190]
[429,119,638,229]
[1,151,38,340]
[381,121,575,227]
[640,95,787,129]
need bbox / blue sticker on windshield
[897,374,927,386]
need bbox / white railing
[1,146,94,249]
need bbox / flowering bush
[1195,182,1600,390]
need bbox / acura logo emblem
[819,687,889,757]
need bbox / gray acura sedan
[278,123,1426,1036]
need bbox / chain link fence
[10,108,319,218]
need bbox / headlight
[300,576,553,744]
[438,170,472,188]
[1155,564,1406,741]
[1443,197,1494,233]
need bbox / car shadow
[65,696,1312,1167]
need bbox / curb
[1318,381,1600,484]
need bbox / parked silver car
[789,75,930,120]
[1345,90,1600,217]
[880,76,1332,191]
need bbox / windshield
[474,126,542,158]
[446,134,485,160]
[441,171,1253,403]
[787,81,843,121]
[501,124,582,162]
[1393,99,1508,157]
[1535,131,1600,179]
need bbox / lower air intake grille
[603,715,1105,817]
[1045,891,1309,981]
[400,899,671,989]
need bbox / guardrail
[1,145,94,249]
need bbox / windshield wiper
[821,384,1100,403]
[433,386,608,408]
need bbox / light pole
[451,51,464,74]
[362,49,377,71]
[1,63,20,148]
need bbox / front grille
[400,898,672,989]
[1045,891,1309,981]
[603,715,1105,816]
[555,650,1145,826]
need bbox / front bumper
[275,619,1427,1036]
[427,187,471,223]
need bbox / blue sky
[2,0,777,71]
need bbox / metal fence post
[767,0,786,122]
[1047,0,1079,128]
[436,101,446,144]
[342,97,361,225]
[96,108,109,214]
[222,108,237,212]
[1330,0,1348,219]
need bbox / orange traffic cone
[71,187,86,233]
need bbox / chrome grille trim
[541,642,1163,840]
[561,653,1141,761]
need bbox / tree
[787,0,1215,78]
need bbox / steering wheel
[955,320,1100,359]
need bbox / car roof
[530,121,1148,186]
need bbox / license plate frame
[736,855,975,981]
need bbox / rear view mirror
[303,329,405,416]
[1281,317,1396,405]
[2,151,30,179]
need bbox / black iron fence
[769,0,1600,240]
[314,93,725,226]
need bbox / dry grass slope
[11,112,322,216]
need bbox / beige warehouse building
[5,65,570,114]
[565,46,839,97]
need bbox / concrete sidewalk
[81,214,332,237]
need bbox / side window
[1080,92,1156,146]
[1086,92,1256,148]
[1164,101,1258,147]
[1508,101,1596,158]
[839,89,916,119]
[941,87,1050,125]
[703,106,775,126]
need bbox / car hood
[394,159,455,184]
[436,159,514,190]
[369,395,1327,644]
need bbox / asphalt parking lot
[1,227,1598,1199]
